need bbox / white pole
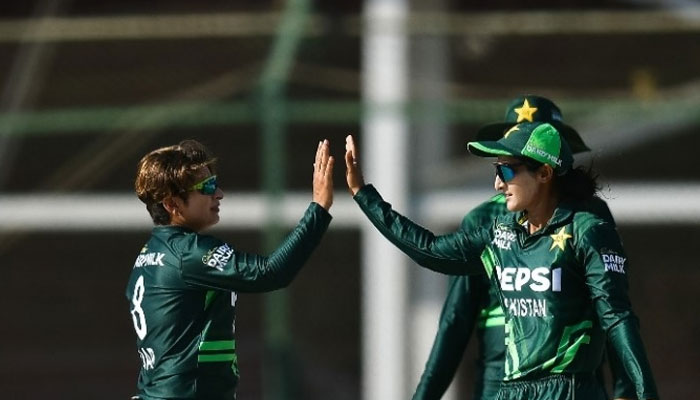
[362,0,409,399]
[408,0,456,397]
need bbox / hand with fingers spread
[312,139,334,210]
[344,134,365,196]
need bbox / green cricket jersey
[355,185,658,399]
[414,194,635,400]
[125,202,331,400]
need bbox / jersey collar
[502,201,576,235]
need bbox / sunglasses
[190,175,218,195]
[493,162,524,183]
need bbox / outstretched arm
[180,140,334,292]
[345,135,486,275]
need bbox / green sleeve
[413,276,480,400]
[179,202,331,292]
[580,222,659,399]
[353,184,486,275]
[607,338,639,398]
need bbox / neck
[526,192,559,234]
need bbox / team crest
[549,227,572,252]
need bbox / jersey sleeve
[353,184,487,275]
[579,222,659,399]
[607,338,639,399]
[179,202,331,292]
[413,276,481,400]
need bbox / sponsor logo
[496,266,562,293]
[492,225,517,250]
[524,144,562,166]
[602,251,626,274]
[497,266,562,318]
[134,252,165,268]
[202,243,234,271]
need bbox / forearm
[607,318,659,399]
[607,337,638,399]
[262,202,332,289]
[354,185,482,275]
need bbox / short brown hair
[135,140,217,225]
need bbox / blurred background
[1,0,699,399]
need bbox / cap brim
[467,141,517,158]
[475,121,590,154]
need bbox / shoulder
[154,226,226,256]
[570,209,620,249]
[579,196,615,225]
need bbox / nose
[494,174,505,192]
[215,187,224,200]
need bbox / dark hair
[554,166,599,202]
[516,156,598,202]
[135,140,217,225]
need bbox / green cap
[475,95,590,154]
[468,122,573,174]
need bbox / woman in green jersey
[413,95,635,400]
[127,139,334,400]
[345,122,658,400]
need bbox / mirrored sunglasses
[191,175,218,195]
[493,163,524,183]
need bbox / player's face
[494,156,541,212]
[176,166,224,232]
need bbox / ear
[162,196,182,217]
[538,164,555,183]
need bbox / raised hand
[344,134,365,195]
[312,139,334,210]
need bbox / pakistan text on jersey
[134,252,165,268]
[504,297,548,317]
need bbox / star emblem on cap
[514,99,538,122]
[549,227,572,252]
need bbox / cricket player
[345,121,658,399]
[413,96,636,400]
[126,139,334,400]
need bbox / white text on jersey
[496,266,562,292]
[134,252,165,268]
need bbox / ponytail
[555,166,599,202]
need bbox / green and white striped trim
[198,339,237,363]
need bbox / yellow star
[504,125,520,138]
[514,99,538,122]
[549,227,572,252]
